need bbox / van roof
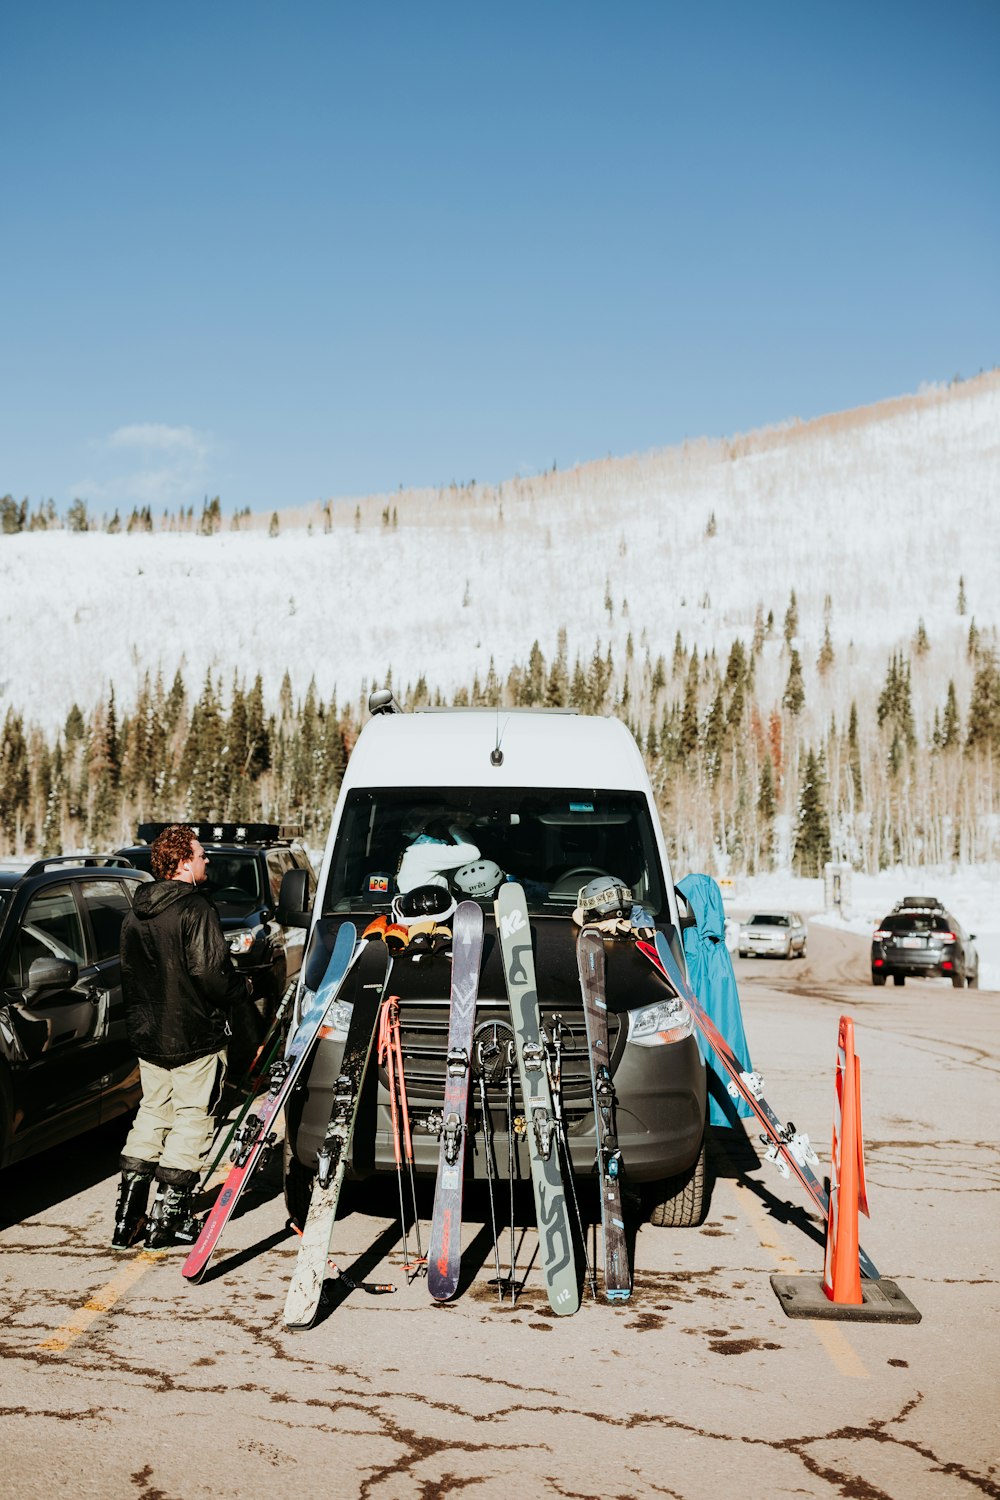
[343,709,651,792]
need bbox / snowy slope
[3,372,998,735]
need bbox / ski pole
[547,1014,596,1301]
[475,1034,505,1303]
[389,998,425,1271]
[505,1042,517,1303]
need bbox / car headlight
[627,995,694,1047]
[228,928,258,956]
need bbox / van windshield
[323,787,666,916]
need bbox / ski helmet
[576,877,632,923]
[453,859,505,899]
[392,883,458,927]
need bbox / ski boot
[111,1157,156,1249]
[144,1167,201,1248]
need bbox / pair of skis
[181,922,361,1285]
[637,931,880,1280]
[428,887,630,1313]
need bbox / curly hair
[150,824,196,881]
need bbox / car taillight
[938,931,956,943]
[873,929,891,940]
[872,957,884,967]
[941,960,954,971]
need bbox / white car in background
[737,911,807,960]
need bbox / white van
[281,704,708,1227]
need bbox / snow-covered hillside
[2,372,998,735]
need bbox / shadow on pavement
[0,1115,131,1230]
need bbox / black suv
[871,896,979,988]
[115,823,317,1020]
[0,855,150,1168]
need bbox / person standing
[111,824,248,1248]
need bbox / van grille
[385,996,621,1121]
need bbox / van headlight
[627,996,694,1047]
[291,987,353,1041]
[228,928,257,956]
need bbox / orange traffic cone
[822,1015,869,1304]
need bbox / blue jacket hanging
[676,873,753,1127]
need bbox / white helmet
[453,860,505,898]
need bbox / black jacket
[121,879,247,1066]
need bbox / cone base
[770,1274,922,1323]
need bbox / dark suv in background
[0,854,150,1168]
[115,823,316,1020]
[871,896,979,988]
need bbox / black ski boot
[111,1157,155,1249]
[144,1167,201,1248]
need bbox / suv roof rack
[135,822,304,846]
[22,855,136,877]
[895,896,945,911]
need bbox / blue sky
[2,1,997,514]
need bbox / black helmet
[392,884,457,927]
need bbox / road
[1,922,997,1500]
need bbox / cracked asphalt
[1,922,997,1499]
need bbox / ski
[577,927,631,1301]
[427,901,484,1302]
[282,940,392,1329]
[181,923,360,1284]
[199,977,299,1191]
[638,932,880,1279]
[495,883,580,1316]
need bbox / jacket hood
[132,879,201,919]
[676,872,726,942]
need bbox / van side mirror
[277,867,312,928]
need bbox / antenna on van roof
[491,709,509,767]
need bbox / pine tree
[816,623,835,676]
[782,649,805,716]
[966,650,1000,755]
[783,589,798,646]
[941,680,961,750]
[546,628,569,707]
[793,748,830,876]
[679,651,700,756]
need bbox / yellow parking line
[722,1176,869,1380]
[38,1250,167,1353]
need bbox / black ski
[282,939,392,1329]
[577,926,631,1301]
[427,901,484,1301]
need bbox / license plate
[900,936,925,948]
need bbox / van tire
[645,1139,706,1227]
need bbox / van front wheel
[645,1139,707,1228]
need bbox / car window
[265,850,295,906]
[8,884,87,983]
[749,914,789,927]
[81,880,134,961]
[203,853,262,911]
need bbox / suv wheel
[951,971,965,989]
[645,1139,706,1228]
[872,972,886,986]
[893,974,905,986]
[968,967,979,990]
